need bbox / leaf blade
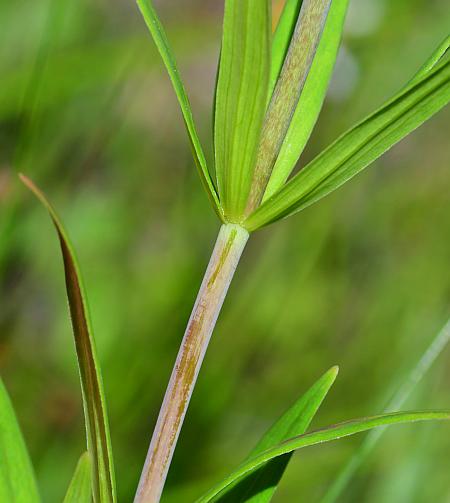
[214,0,271,220]
[408,35,449,86]
[211,366,338,502]
[0,379,40,503]
[244,57,450,230]
[20,175,116,503]
[264,0,349,200]
[63,453,92,503]
[198,410,450,502]
[136,0,223,220]
[269,0,304,98]
[245,0,332,213]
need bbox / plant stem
[134,223,249,503]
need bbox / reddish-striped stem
[134,223,249,503]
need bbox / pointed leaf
[264,0,349,200]
[198,410,450,502]
[136,0,223,220]
[214,0,271,220]
[408,35,449,86]
[244,57,450,231]
[211,366,338,502]
[63,453,92,503]
[246,0,332,213]
[20,175,116,503]
[0,379,40,503]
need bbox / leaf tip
[19,173,46,203]
[326,365,340,383]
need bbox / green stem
[134,223,249,503]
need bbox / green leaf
[63,453,92,503]
[269,0,303,98]
[264,0,349,200]
[408,35,449,86]
[245,0,332,213]
[210,366,338,502]
[0,379,40,503]
[136,0,223,220]
[198,410,450,502]
[244,57,450,231]
[321,317,450,503]
[20,175,116,503]
[214,0,271,220]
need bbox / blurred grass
[0,0,449,502]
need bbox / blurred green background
[1,0,449,501]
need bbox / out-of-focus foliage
[0,1,449,502]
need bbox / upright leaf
[198,410,450,502]
[63,453,92,503]
[270,0,304,97]
[245,0,332,213]
[20,175,116,503]
[214,0,271,220]
[0,379,40,503]
[244,58,450,231]
[264,0,349,200]
[136,0,223,220]
[211,366,338,502]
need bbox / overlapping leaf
[408,35,449,86]
[136,0,223,220]
[264,0,349,200]
[244,57,450,231]
[214,0,271,220]
[63,453,92,503]
[269,0,303,98]
[209,366,338,502]
[246,0,332,213]
[20,175,116,503]
[198,410,450,502]
[0,379,40,503]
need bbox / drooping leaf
[136,0,223,220]
[214,0,271,220]
[0,378,40,503]
[245,0,332,213]
[20,175,116,503]
[63,453,92,503]
[198,410,450,502]
[244,57,450,231]
[210,366,338,502]
[321,317,450,503]
[264,0,349,200]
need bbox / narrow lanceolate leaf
[408,35,449,87]
[198,410,450,502]
[264,0,349,201]
[245,0,332,214]
[210,366,338,503]
[0,379,40,503]
[321,317,450,503]
[214,0,271,221]
[269,0,304,98]
[63,453,92,503]
[244,58,450,231]
[20,175,116,503]
[136,0,223,220]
